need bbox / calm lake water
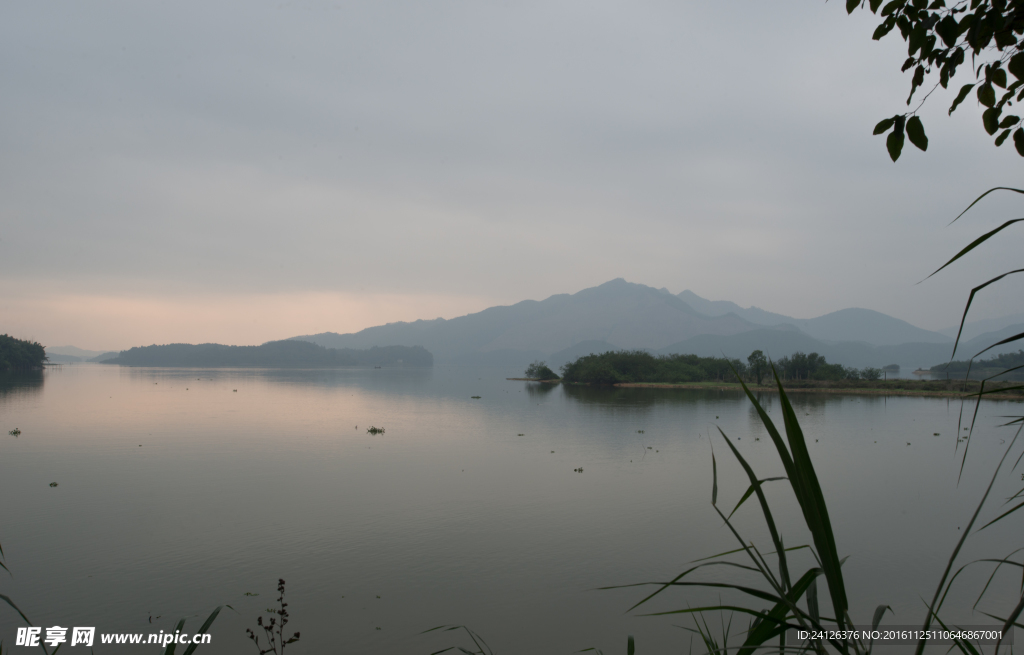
[0,365,1021,654]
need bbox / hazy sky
[2,1,1022,350]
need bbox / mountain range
[290,279,1024,371]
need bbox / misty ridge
[289,278,1024,371]
[101,341,432,368]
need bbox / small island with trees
[102,340,433,368]
[928,350,1024,381]
[0,334,47,371]
[517,349,1024,399]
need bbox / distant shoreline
[505,378,560,383]
[612,381,1024,400]
[503,377,1024,400]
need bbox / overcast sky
[2,1,1022,350]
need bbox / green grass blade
[914,428,1022,655]
[971,330,1024,361]
[163,619,186,655]
[976,610,1024,629]
[807,578,819,626]
[627,634,634,655]
[871,605,892,631]
[616,563,774,613]
[727,477,787,520]
[774,376,849,631]
[181,606,223,655]
[691,546,749,563]
[0,594,33,627]
[712,447,718,507]
[957,378,989,484]
[731,367,797,479]
[994,593,1024,653]
[972,552,1024,609]
[978,500,1024,530]
[946,269,1024,360]
[926,218,1024,280]
[948,186,1024,225]
[931,614,982,655]
[718,428,792,591]
[736,568,821,655]
[601,560,763,592]
[644,604,778,619]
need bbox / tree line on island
[0,334,47,371]
[929,349,1024,381]
[103,340,433,368]
[526,350,899,385]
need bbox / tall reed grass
[607,368,1024,654]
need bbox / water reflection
[561,384,747,408]
[524,382,558,398]
[119,365,434,391]
[0,370,44,402]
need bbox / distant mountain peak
[287,280,952,368]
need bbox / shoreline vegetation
[612,379,1024,399]
[0,334,47,371]
[929,349,1024,381]
[519,350,1024,399]
[101,340,433,368]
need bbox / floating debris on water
[933,432,940,436]
[574,467,584,473]
[517,433,524,436]
[470,396,481,399]
[367,426,385,435]
[9,428,21,436]
[49,482,58,487]
[637,430,644,434]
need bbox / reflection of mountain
[0,370,44,402]
[104,341,432,368]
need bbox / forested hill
[929,350,1024,381]
[0,334,47,371]
[103,340,432,368]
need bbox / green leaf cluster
[852,0,1024,159]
